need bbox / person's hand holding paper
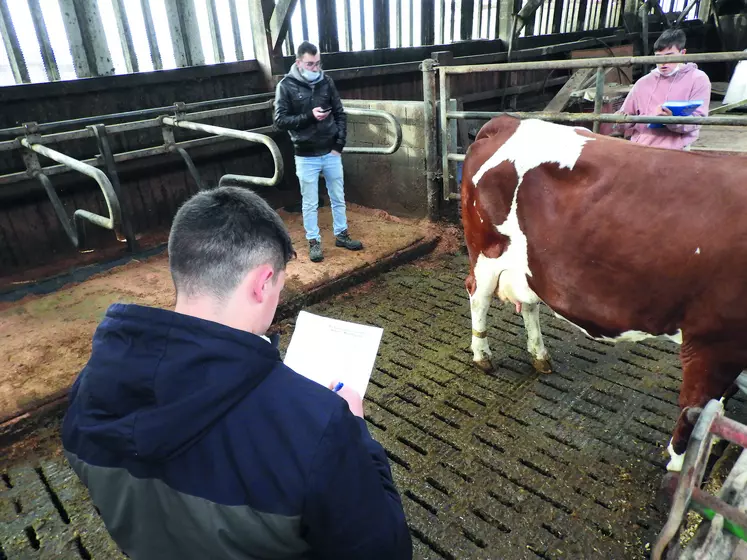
[284,311,384,398]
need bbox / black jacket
[274,65,347,157]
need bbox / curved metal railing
[20,138,124,249]
[162,116,284,188]
[343,108,403,155]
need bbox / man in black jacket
[274,41,363,263]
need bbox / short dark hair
[654,28,686,52]
[296,41,318,59]
[168,187,295,300]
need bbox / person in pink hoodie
[615,28,712,150]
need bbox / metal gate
[422,50,747,202]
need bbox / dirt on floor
[0,205,445,422]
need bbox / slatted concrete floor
[3,253,745,559]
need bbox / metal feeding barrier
[0,98,402,252]
[431,50,747,201]
[653,399,747,559]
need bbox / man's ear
[249,265,274,303]
[681,48,687,55]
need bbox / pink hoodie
[615,62,711,150]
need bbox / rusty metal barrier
[1,98,404,251]
[653,399,747,559]
[342,108,403,154]
[434,51,747,201]
[161,115,284,190]
[19,130,125,252]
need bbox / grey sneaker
[335,230,363,251]
[309,239,323,262]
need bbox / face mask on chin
[658,64,681,77]
[300,68,320,82]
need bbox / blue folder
[648,100,704,128]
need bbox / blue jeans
[295,153,348,242]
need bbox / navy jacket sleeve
[303,402,412,560]
[274,80,314,132]
[328,77,347,153]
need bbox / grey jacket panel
[65,451,310,560]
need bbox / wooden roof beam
[270,0,299,54]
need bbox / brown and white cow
[461,115,747,471]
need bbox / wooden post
[229,0,244,60]
[140,0,163,70]
[317,0,339,53]
[0,0,29,83]
[421,0,435,45]
[206,0,224,62]
[27,0,60,81]
[498,0,515,40]
[250,0,284,87]
[373,0,390,49]
[461,0,474,40]
[269,0,299,53]
[59,0,115,78]
[173,0,204,66]
[112,0,139,73]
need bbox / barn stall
[1,0,747,558]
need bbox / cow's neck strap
[472,329,487,339]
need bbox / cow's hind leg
[521,303,552,374]
[667,339,744,472]
[466,267,499,372]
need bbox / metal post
[161,113,205,190]
[0,0,30,84]
[140,0,163,70]
[439,66,451,201]
[592,66,605,133]
[640,0,649,73]
[27,0,61,81]
[89,124,138,252]
[422,59,440,220]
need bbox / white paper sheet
[283,310,383,397]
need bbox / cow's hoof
[474,358,493,372]
[666,441,685,472]
[532,357,553,374]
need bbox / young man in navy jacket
[62,186,412,559]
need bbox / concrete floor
[4,253,746,559]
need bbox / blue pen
[333,382,344,393]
